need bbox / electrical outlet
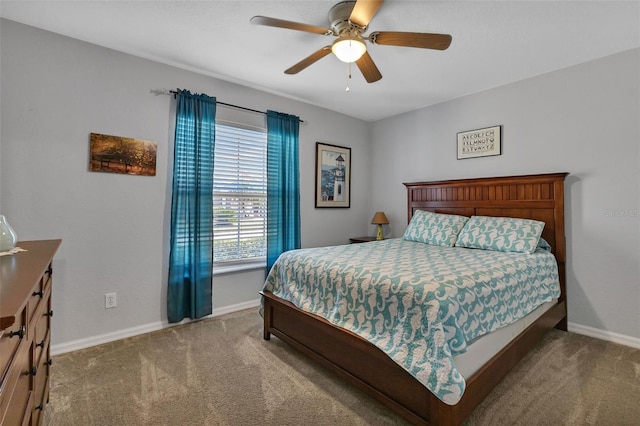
[105,293,117,309]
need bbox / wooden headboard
[404,172,569,310]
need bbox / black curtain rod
[169,90,304,123]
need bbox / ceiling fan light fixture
[331,36,366,63]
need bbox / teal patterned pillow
[402,210,469,247]
[537,237,552,252]
[455,216,545,254]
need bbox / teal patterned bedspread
[263,238,560,405]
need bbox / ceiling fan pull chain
[346,62,352,92]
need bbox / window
[213,122,267,267]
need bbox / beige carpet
[46,309,640,425]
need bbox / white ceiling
[1,1,639,122]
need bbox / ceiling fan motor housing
[329,1,361,35]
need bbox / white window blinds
[213,122,267,264]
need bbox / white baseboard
[51,299,261,356]
[210,299,261,318]
[52,304,640,356]
[568,322,640,349]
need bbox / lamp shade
[331,37,367,63]
[371,211,389,225]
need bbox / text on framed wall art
[457,125,501,159]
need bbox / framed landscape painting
[315,142,351,208]
[89,133,157,176]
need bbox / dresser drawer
[0,308,27,382]
[0,342,33,426]
[33,298,50,358]
[32,292,51,424]
[27,268,51,327]
[32,352,49,425]
[31,388,45,426]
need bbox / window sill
[213,261,266,276]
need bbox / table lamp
[371,211,389,240]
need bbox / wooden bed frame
[261,172,568,425]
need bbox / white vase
[0,215,18,251]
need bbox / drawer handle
[26,366,38,376]
[36,339,46,348]
[32,289,44,298]
[45,265,53,275]
[9,325,26,339]
[45,359,53,366]
[35,404,44,411]
[45,310,54,317]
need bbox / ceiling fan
[250,0,452,84]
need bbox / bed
[260,172,568,425]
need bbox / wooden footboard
[261,290,433,424]
[262,173,569,425]
[262,290,566,425]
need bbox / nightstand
[349,236,378,244]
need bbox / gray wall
[370,49,640,341]
[2,18,638,349]
[0,20,372,349]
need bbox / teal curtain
[168,90,216,323]
[266,110,301,272]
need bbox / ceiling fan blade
[349,0,384,29]
[285,47,333,74]
[355,51,382,83]
[251,16,334,35]
[369,31,452,50]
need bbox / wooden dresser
[1,240,61,426]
